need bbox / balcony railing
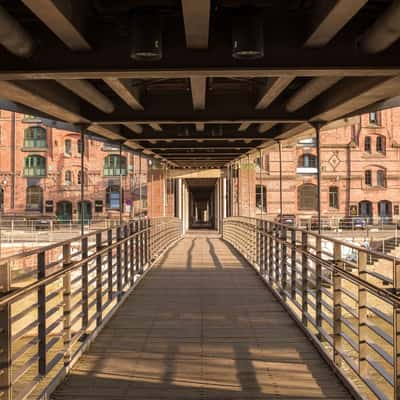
[0,217,181,399]
[223,216,400,400]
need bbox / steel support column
[312,121,325,234]
[79,125,87,236]
[119,142,123,225]
[277,140,283,217]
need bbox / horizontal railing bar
[367,340,394,366]
[367,323,394,346]
[366,357,394,386]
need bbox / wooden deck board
[51,234,352,400]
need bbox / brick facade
[231,108,400,223]
[0,111,172,220]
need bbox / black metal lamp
[130,10,162,61]
[232,7,264,60]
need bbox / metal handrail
[0,217,182,400]
[223,216,400,400]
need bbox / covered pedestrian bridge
[1,0,400,399]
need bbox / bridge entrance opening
[187,178,217,229]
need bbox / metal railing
[223,216,400,400]
[0,217,181,400]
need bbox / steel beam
[181,0,210,48]
[22,0,91,51]
[305,0,368,47]
[104,78,143,111]
[256,77,295,110]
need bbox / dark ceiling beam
[277,75,400,140]
[148,144,257,150]
[286,77,342,112]
[190,77,207,110]
[104,78,143,111]
[22,0,91,51]
[88,124,125,141]
[195,123,205,132]
[258,122,276,133]
[238,122,251,132]
[57,79,115,113]
[123,122,143,134]
[181,0,210,48]
[304,0,368,47]
[149,123,162,131]
[310,75,400,122]
[256,77,295,110]
[0,80,87,123]
[1,53,400,80]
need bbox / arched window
[26,186,43,211]
[106,185,123,209]
[64,139,72,155]
[298,184,317,210]
[104,155,127,176]
[329,186,339,209]
[376,136,386,153]
[64,170,72,185]
[24,126,47,148]
[377,169,386,187]
[365,170,372,186]
[0,188,3,210]
[364,136,371,152]
[298,154,317,168]
[24,155,46,177]
[77,139,82,154]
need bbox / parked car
[35,219,51,230]
[275,214,296,226]
[339,217,367,230]
[310,216,331,230]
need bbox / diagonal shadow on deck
[51,234,352,400]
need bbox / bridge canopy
[0,0,400,167]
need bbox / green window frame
[24,126,47,148]
[24,155,46,177]
[104,155,127,176]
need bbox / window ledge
[21,147,48,152]
[296,167,318,174]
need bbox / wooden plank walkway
[52,232,352,399]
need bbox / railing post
[145,219,150,264]
[62,243,72,366]
[260,220,266,276]
[0,302,11,400]
[333,242,342,367]
[107,229,113,301]
[139,220,144,274]
[81,236,89,330]
[123,224,129,286]
[301,231,308,326]
[316,237,322,337]
[275,224,281,285]
[291,229,297,299]
[281,226,287,297]
[95,232,103,327]
[0,262,11,293]
[129,222,135,285]
[38,250,46,376]
[135,220,140,274]
[268,222,274,283]
[358,249,368,380]
[116,226,122,299]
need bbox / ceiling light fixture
[130,10,163,61]
[232,7,264,60]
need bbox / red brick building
[0,111,174,221]
[231,108,400,224]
